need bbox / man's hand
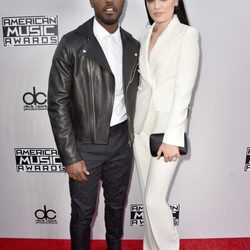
[157,143,180,163]
[66,160,90,182]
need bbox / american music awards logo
[2,15,58,47]
[245,147,250,171]
[14,148,65,173]
[130,204,180,226]
[170,204,180,226]
[130,204,143,226]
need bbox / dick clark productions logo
[2,15,58,46]
[23,86,47,111]
[35,205,57,224]
[130,204,180,226]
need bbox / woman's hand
[157,143,180,163]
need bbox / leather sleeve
[47,35,82,166]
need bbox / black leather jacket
[48,18,140,166]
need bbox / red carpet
[0,238,250,250]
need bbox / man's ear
[89,0,94,8]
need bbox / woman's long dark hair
[145,0,189,26]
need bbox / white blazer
[134,15,200,147]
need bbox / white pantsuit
[134,15,200,249]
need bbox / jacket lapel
[81,36,112,73]
[121,28,139,88]
[75,17,112,73]
[75,18,139,87]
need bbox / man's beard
[99,10,122,26]
[103,18,118,25]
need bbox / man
[47,0,139,249]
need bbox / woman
[133,0,200,249]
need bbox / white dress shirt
[93,18,126,127]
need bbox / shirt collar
[93,17,121,42]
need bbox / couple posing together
[48,0,200,249]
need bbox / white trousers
[134,131,180,250]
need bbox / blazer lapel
[139,24,155,87]
[149,15,180,63]
[140,15,181,88]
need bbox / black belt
[110,120,127,134]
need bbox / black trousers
[69,121,133,250]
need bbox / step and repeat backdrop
[0,0,250,240]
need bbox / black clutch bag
[149,133,188,157]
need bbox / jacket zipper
[125,60,138,147]
[126,60,138,95]
[90,65,96,141]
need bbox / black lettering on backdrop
[23,87,46,105]
[35,205,56,220]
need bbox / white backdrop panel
[0,0,250,240]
